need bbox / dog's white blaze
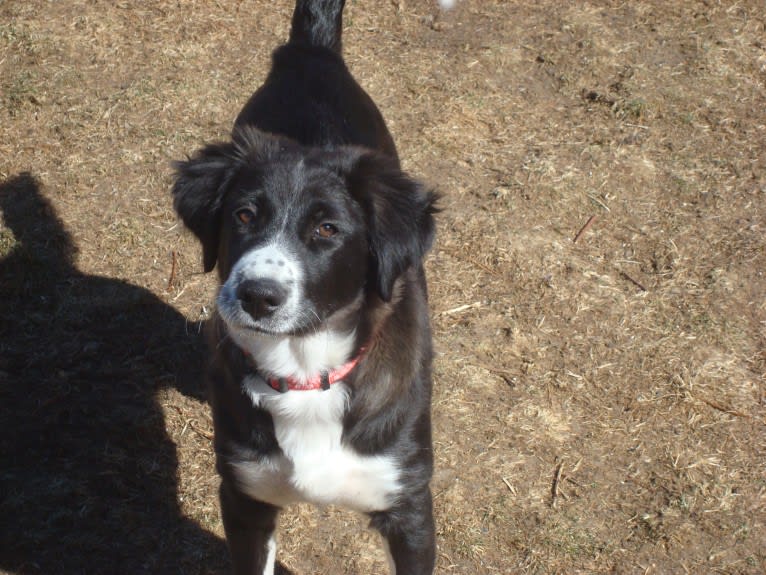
[233,381,401,512]
[218,241,304,333]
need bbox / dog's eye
[235,207,257,225]
[315,223,338,238]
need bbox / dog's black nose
[236,279,288,320]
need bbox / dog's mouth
[216,291,318,339]
[218,285,366,343]
[218,303,308,337]
[234,319,318,338]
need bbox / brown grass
[2,0,765,573]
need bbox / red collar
[263,349,365,393]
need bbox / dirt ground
[1,0,764,573]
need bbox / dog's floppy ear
[172,142,239,272]
[345,152,439,301]
[173,128,297,272]
[172,128,294,272]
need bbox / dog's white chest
[232,380,400,512]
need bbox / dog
[171,1,438,574]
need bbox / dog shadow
[0,173,231,574]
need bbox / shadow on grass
[0,173,228,574]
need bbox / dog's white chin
[218,284,366,379]
[228,323,357,381]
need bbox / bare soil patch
[2,1,764,573]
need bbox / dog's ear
[344,152,439,301]
[173,128,298,272]
[172,142,239,272]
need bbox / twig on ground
[501,477,517,495]
[696,396,750,419]
[167,250,177,291]
[573,215,596,243]
[189,420,214,441]
[551,460,565,508]
[440,302,482,316]
[619,270,647,291]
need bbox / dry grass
[2,0,765,574]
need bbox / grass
[2,0,765,574]
[1,71,40,114]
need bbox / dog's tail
[289,0,345,54]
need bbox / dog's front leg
[371,488,436,575]
[220,480,280,575]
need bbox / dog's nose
[236,279,288,320]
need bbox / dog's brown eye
[315,223,338,238]
[236,207,256,225]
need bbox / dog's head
[172,128,437,338]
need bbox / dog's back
[234,0,398,159]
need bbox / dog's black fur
[172,1,437,573]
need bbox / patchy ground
[1,0,764,573]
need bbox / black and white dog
[172,1,438,573]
